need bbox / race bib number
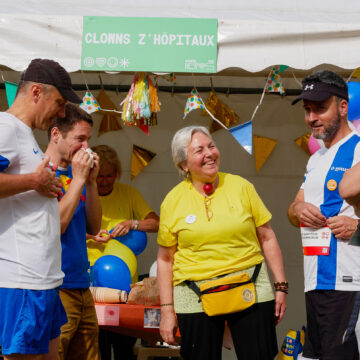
[300,225,331,256]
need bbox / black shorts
[177,300,277,360]
[303,290,359,360]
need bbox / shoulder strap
[184,280,201,300]
[250,262,262,282]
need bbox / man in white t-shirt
[288,70,360,360]
[0,58,82,359]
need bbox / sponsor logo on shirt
[330,166,348,172]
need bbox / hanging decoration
[265,67,285,95]
[131,144,156,180]
[98,114,122,137]
[229,121,253,155]
[202,91,239,132]
[97,89,122,137]
[183,88,206,118]
[154,72,176,84]
[122,72,160,130]
[253,135,278,172]
[279,65,289,73]
[183,87,253,154]
[294,133,311,156]
[5,81,18,108]
[80,91,101,114]
[353,68,360,78]
[138,123,149,135]
[348,67,360,82]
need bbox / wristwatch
[134,219,139,231]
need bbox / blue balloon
[93,255,131,292]
[110,229,148,256]
[348,82,360,121]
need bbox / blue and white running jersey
[301,131,360,292]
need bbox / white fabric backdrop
[0,0,360,71]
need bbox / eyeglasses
[97,175,117,181]
[204,197,213,221]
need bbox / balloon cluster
[348,82,360,130]
[92,230,148,292]
[110,229,148,256]
[308,81,360,154]
[92,255,132,293]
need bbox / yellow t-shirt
[87,182,154,265]
[157,173,272,286]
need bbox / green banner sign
[81,17,217,73]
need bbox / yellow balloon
[103,240,138,281]
[87,239,106,267]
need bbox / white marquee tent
[1,0,360,72]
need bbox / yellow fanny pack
[186,263,262,316]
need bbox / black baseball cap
[291,81,349,105]
[20,58,82,104]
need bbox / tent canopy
[1,0,360,73]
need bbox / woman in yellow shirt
[87,145,159,360]
[157,126,287,360]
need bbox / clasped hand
[298,202,357,239]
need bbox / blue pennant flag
[229,121,253,155]
[5,81,18,108]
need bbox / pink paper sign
[95,304,120,326]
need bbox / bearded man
[288,70,360,360]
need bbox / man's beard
[312,111,341,141]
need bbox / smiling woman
[157,126,287,360]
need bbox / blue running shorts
[0,288,68,355]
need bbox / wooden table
[95,303,177,344]
[95,302,232,349]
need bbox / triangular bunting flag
[294,133,311,156]
[229,121,253,155]
[202,91,239,131]
[253,135,278,172]
[352,67,360,79]
[80,91,101,114]
[98,114,122,137]
[155,73,176,84]
[5,81,18,108]
[183,88,205,119]
[131,145,156,180]
[279,65,289,73]
[138,123,149,135]
[98,89,120,115]
[209,120,223,133]
[97,89,122,136]
[265,67,285,95]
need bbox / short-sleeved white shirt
[0,113,63,289]
[301,131,360,292]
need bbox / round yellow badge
[327,179,337,191]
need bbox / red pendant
[203,183,214,195]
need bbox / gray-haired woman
[157,126,287,360]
